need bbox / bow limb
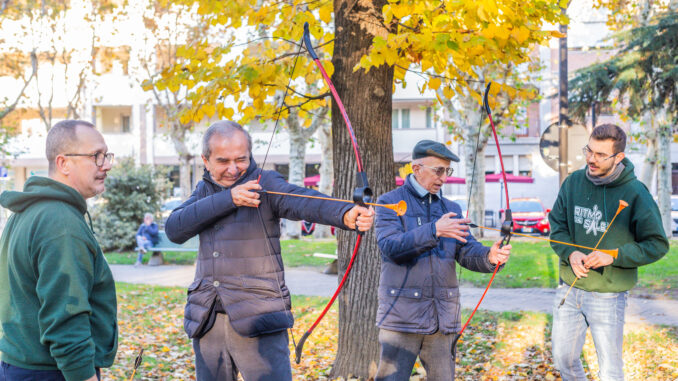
[294,22,373,364]
[453,82,513,351]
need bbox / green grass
[104,250,197,265]
[105,237,677,293]
[637,239,678,291]
[280,238,337,267]
[104,238,338,267]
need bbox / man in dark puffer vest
[165,121,374,381]
[374,140,513,380]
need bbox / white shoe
[134,261,142,267]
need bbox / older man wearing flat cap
[373,139,512,380]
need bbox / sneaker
[134,260,143,267]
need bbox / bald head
[202,121,252,160]
[46,120,96,174]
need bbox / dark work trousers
[193,313,292,381]
[0,362,100,381]
[375,328,456,381]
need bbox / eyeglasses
[582,145,618,162]
[64,152,115,167]
[419,165,454,177]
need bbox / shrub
[92,157,170,251]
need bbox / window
[392,109,410,129]
[122,115,131,133]
[95,106,132,133]
[484,156,495,175]
[514,122,528,136]
[401,109,410,129]
[519,155,532,177]
[426,107,433,129]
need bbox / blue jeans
[552,285,627,381]
[0,362,100,381]
[136,236,152,263]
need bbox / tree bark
[285,110,308,239]
[170,122,194,198]
[330,0,394,378]
[638,112,657,189]
[656,121,672,238]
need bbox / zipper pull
[417,217,422,226]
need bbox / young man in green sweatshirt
[549,124,669,381]
[0,120,117,381]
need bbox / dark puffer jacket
[166,160,352,338]
[375,175,499,334]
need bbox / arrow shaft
[261,190,384,210]
[471,224,615,255]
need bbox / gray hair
[202,121,252,159]
[46,119,95,174]
[144,213,153,220]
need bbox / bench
[312,252,338,275]
[136,231,199,266]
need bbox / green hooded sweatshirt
[549,158,669,292]
[0,176,117,381]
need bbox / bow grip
[500,209,513,247]
[352,172,372,235]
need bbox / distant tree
[569,10,678,236]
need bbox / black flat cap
[412,140,460,162]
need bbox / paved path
[111,265,678,327]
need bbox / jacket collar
[202,157,259,190]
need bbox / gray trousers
[375,328,456,381]
[193,313,292,381]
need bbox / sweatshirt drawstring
[86,210,95,235]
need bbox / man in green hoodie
[549,124,668,381]
[0,120,117,381]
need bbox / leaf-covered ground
[106,283,677,380]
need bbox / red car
[502,198,551,235]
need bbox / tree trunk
[178,155,192,199]
[170,122,193,198]
[640,113,657,188]
[656,122,672,238]
[331,0,394,378]
[315,122,334,238]
[285,112,308,239]
[465,136,486,236]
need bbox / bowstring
[459,89,486,287]
[255,36,305,350]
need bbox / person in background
[135,213,160,266]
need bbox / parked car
[503,198,551,235]
[160,198,183,226]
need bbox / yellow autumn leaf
[428,77,442,91]
[443,85,454,100]
[391,4,409,20]
[549,30,566,38]
[318,5,332,24]
[512,25,530,43]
